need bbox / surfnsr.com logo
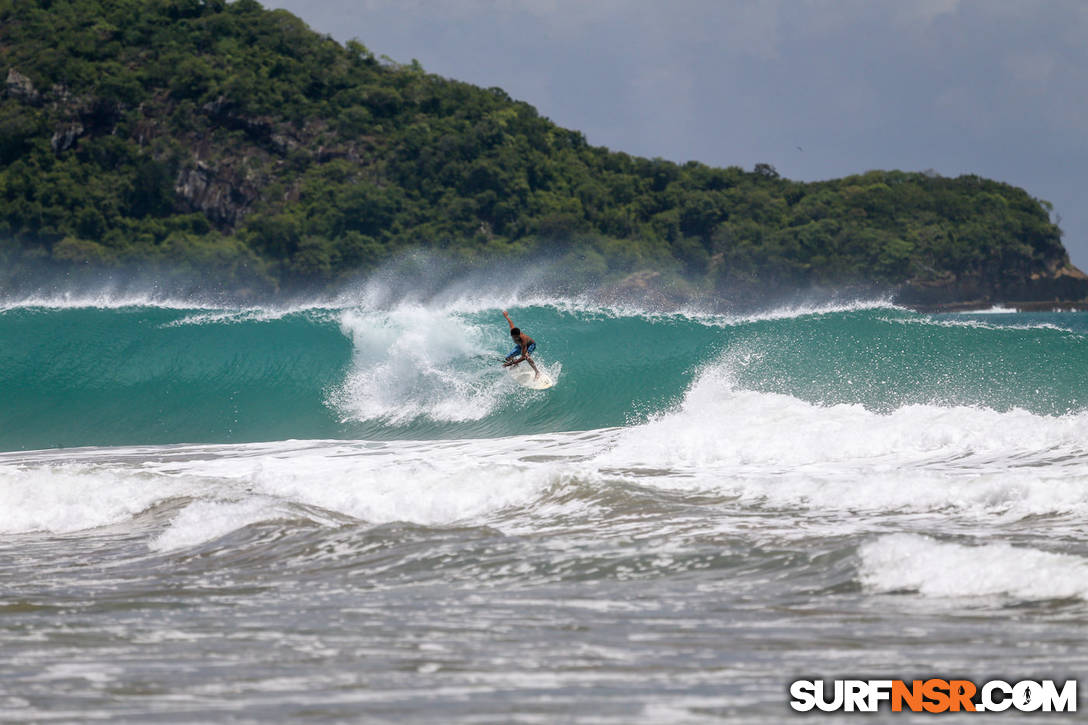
[789,679,1077,713]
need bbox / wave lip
[859,533,1088,601]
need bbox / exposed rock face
[3,69,372,232]
[4,69,124,153]
[897,264,1088,309]
[50,122,84,152]
[174,162,258,226]
[1004,265,1088,302]
[5,68,41,104]
[79,96,122,134]
[47,98,121,152]
[201,95,278,153]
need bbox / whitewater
[2,285,1087,722]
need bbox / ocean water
[2,287,1087,722]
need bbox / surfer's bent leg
[524,343,539,376]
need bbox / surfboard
[507,365,555,390]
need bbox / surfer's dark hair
[510,327,520,336]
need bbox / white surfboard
[507,365,555,390]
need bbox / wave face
[3,298,1088,450]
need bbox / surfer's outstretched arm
[502,309,515,330]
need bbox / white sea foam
[0,289,239,312]
[0,450,522,552]
[7,400,1087,551]
[599,361,1088,519]
[153,448,553,550]
[327,305,509,424]
[203,440,553,527]
[704,298,900,327]
[425,294,901,328]
[149,498,292,551]
[162,307,342,326]
[859,534,1088,600]
[0,463,198,534]
[606,363,1088,470]
[0,438,564,547]
[878,314,1077,335]
[1,275,901,329]
[958,304,1018,314]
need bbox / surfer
[501,310,539,378]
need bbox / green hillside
[0,0,1083,305]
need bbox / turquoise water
[3,301,1087,450]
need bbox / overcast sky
[268,0,1088,267]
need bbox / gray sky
[268,0,1088,267]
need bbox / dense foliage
[0,0,1074,301]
